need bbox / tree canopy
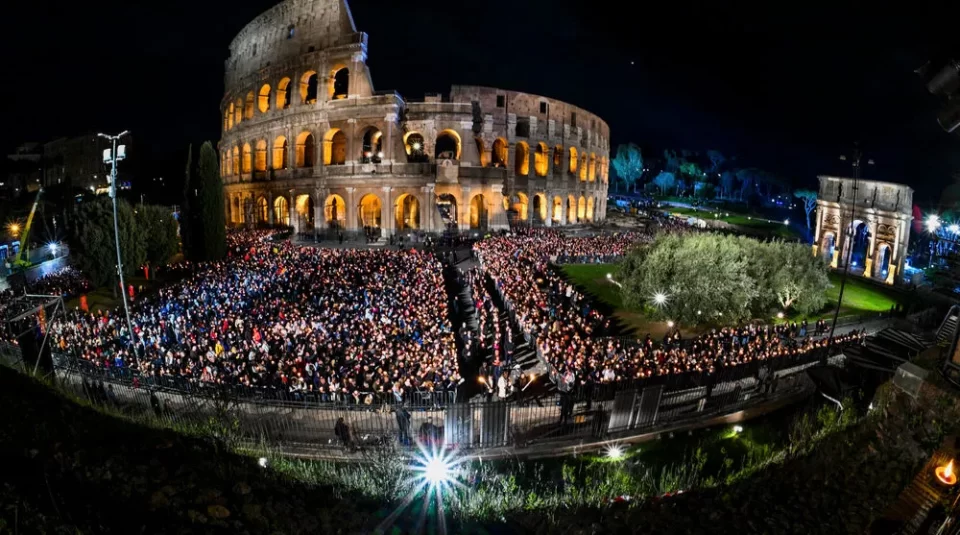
[182,142,226,262]
[619,233,830,324]
[68,197,146,288]
[138,204,180,266]
[610,143,644,193]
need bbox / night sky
[2,0,957,204]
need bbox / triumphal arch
[812,176,913,285]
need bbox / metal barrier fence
[52,347,835,455]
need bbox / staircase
[935,305,960,346]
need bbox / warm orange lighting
[936,459,957,485]
[8,224,20,235]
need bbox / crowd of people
[0,267,90,343]
[52,237,461,404]
[473,230,864,389]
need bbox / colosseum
[220,0,610,238]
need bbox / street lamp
[926,214,942,233]
[98,131,138,352]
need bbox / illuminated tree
[706,149,726,174]
[794,189,818,230]
[611,143,644,193]
[652,172,676,195]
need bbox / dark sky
[2,0,958,203]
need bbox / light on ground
[412,444,461,491]
[667,320,675,328]
[606,273,613,279]
[783,219,790,225]
[776,312,784,319]
[48,242,58,253]
[733,425,743,434]
[258,457,268,468]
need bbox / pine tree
[181,144,195,259]
[197,142,226,260]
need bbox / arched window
[324,194,346,228]
[224,109,230,131]
[435,129,461,160]
[234,98,243,125]
[579,155,588,181]
[257,197,268,222]
[357,194,382,228]
[586,196,595,221]
[274,196,289,226]
[324,129,347,165]
[568,147,578,174]
[272,137,288,170]
[296,195,314,226]
[258,84,271,113]
[395,194,420,230]
[361,127,383,162]
[567,195,577,222]
[330,67,349,99]
[241,143,252,173]
[534,143,549,177]
[227,103,234,130]
[296,132,316,168]
[552,196,563,223]
[404,132,427,163]
[553,145,563,171]
[300,71,318,104]
[224,150,232,176]
[276,77,292,109]
[244,92,254,119]
[588,153,597,182]
[514,142,529,176]
[578,196,587,220]
[491,138,508,168]
[231,146,239,176]
[254,140,267,172]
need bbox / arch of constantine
[812,175,913,285]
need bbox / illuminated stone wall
[812,176,913,285]
[219,0,610,236]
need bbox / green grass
[662,206,799,238]
[560,263,908,331]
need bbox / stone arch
[514,141,530,176]
[360,126,383,162]
[533,193,547,222]
[470,194,488,230]
[579,155,588,181]
[231,146,240,176]
[552,196,563,223]
[475,137,488,166]
[324,194,346,228]
[567,194,577,223]
[231,196,243,224]
[553,145,563,170]
[323,129,346,165]
[256,196,269,223]
[225,149,233,176]
[511,192,529,221]
[586,196,595,221]
[276,77,292,109]
[491,138,508,168]
[254,140,267,172]
[295,194,314,227]
[578,195,587,220]
[534,143,549,177]
[227,103,234,130]
[258,84,271,113]
[234,98,243,125]
[568,147,578,174]
[437,193,458,226]
[300,70,318,104]
[588,153,597,182]
[821,232,837,262]
[244,92,255,119]
[241,143,252,173]
[435,129,461,160]
[330,66,349,100]
[395,193,420,230]
[272,136,288,170]
[295,131,316,168]
[404,131,426,162]
[357,193,382,228]
[847,219,869,270]
[876,242,892,278]
[274,196,289,226]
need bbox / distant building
[1,134,134,199]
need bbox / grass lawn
[662,206,798,239]
[560,263,909,334]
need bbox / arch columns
[288,189,297,234]
[423,183,437,232]
[459,186,472,233]
[490,184,509,230]
[345,187,357,231]
[381,186,394,235]
[383,113,397,164]
[314,187,325,233]
[267,191,275,225]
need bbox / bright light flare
[666,320,675,328]
[258,457,268,468]
[949,224,960,235]
[733,425,743,434]
[605,444,625,461]
[776,312,784,319]
[927,214,941,233]
[411,442,463,492]
[652,292,668,306]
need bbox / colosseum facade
[220,0,610,238]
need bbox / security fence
[51,345,841,456]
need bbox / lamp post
[98,131,138,352]
[828,144,874,342]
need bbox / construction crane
[12,187,43,266]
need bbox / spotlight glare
[776,312,784,319]
[653,292,668,306]
[666,320,674,328]
[411,443,462,492]
[949,224,960,235]
[258,457,268,468]
[605,444,625,461]
[733,425,743,434]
